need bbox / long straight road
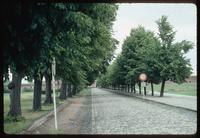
[26,88,196,134]
[91,88,196,134]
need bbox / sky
[112,3,197,75]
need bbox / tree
[122,26,158,94]
[55,3,118,94]
[156,16,193,96]
[133,28,162,95]
[2,2,47,118]
[98,15,193,98]
[3,3,118,117]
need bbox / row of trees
[2,3,118,119]
[97,16,193,97]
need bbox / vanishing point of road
[26,88,197,134]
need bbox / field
[3,88,91,134]
[145,82,197,96]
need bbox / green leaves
[98,15,193,89]
[3,3,118,90]
[156,15,176,47]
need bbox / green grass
[145,82,196,96]
[4,92,62,134]
[4,88,91,134]
[47,128,65,134]
[77,87,91,96]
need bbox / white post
[52,57,58,130]
[142,81,144,99]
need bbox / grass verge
[77,87,91,96]
[3,92,65,134]
[145,82,196,96]
[4,88,91,134]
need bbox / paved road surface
[91,88,196,134]
[26,88,197,134]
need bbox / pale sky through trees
[112,3,197,75]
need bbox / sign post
[52,57,58,130]
[139,73,147,97]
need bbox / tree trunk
[131,84,133,93]
[151,82,154,96]
[128,85,130,93]
[44,74,52,104]
[8,72,22,118]
[68,83,72,97]
[144,87,146,95]
[57,80,61,91]
[138,82,141,94]
[33,75,43,111]
[133,84,136,93]
[59,80,67,100]
[160,79,166,97]
[72,85,76,95]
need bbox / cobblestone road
[26,88,197,134]
[91,88,197,134]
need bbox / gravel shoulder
[25,95,92,134]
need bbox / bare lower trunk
[59,80,67,100]
[8,72,22,118]
[138,82,141,94]
[133,84,136,93]
[128,85,130,93]
[144,87,146,95]
[68,83,72,97]
[44,74,52,104]
[33,75,43,111]
[151,82,154,96]
[160,79,166,97]
[72,85,77,95]
[131,84,133,93]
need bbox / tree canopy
[97,15,193,97]
[2,2,118,118]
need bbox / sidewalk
[103,88,197,111]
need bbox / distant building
[185,75,197,83]
[166,75,197,84]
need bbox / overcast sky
[112,3,197,75]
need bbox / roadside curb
[20,100,71,134]
[101,88,197,112]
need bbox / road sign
[139,73,147,81]
[52,57,58,130]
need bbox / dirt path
[25,95,92,134]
